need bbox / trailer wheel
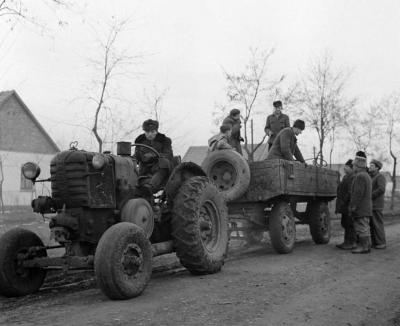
[95,222,152,300]
[171,176,229,274]
[269,201,296,254]
[201,150,250,202]
[0,228,47,297]
[308,201,331,244]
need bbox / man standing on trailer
[264,100,290,152]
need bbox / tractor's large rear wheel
[0,228,47,297]
[269,201,296,254]
[171,176,229,274]
[94,222,152,300]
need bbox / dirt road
[1,220,400,326]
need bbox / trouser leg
[352,216,371,254]
[149,168,169,193]
[370,209,386,246]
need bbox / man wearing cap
[369,159,387,249]
[264,100,290,151]
[335,159,356,250]
[350,153,373,254]
[265,119,305,163]
[134,119,173,195]
[222,109,243,155]
[208,124,234,153]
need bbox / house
[182,143,269,165]
[0,90,59,207]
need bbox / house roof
[182,143,269,165]
[0,90,60,153]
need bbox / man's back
[266,127,304,162]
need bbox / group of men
[209,100,307,163]
[335,152,387,254]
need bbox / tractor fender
[165,162,206,200]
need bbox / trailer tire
[201,150,250,202]
[308,201,331,244]
[269,201,296,254]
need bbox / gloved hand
[142,152,157,162]
[240,137,245,142]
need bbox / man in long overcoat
[350,154,373,254]
[134,119,173,194]
[335,159,356,250]
[222,109,243,155]
[264,100,290,151]
[265,119,305,163]
[369,159,387,249]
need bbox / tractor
[0,142,229,300]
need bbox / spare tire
[201,150,250,202]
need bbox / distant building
[0,90,59,207]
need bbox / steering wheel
[131,143,161,158]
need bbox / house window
[20,166,33,191]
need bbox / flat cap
[293,119,305,130]
[230,108,240,116]
[273,100,282,108]
[370,159,383,170]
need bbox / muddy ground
[1,215,400,326]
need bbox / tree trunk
[390,155,397,211]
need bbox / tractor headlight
[22,162,41,180]
[92,154,106,169]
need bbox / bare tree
[86,18,143,153]
[143,85,170,123]
[294,52,356,164]
[0,154,4,213]
[372,92,400,210]
[0,0,72,29]
[215,47,284,162]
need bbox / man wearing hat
[208,124,234,153]
[335,159,356,250]
[222,108,243,155]
[264,100,290,151]
[265,119,305,163]
[369,159,387,249]
[350,153,373,254]
[134,119,173,195]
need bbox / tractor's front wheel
[171,176,229,274]
[0,228,47,297]
[94,222,152,300]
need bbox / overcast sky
[1,0,399,160]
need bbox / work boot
[373,244,386,249]
[351,236,371,254]
[336,229,357,250]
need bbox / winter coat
[264,113,290,145]
[134,132,173,173]
[222,115,242,154]
[208,133,233,152]
[265,127,305,163]
[370,171,386,210]
[349,168,372,218]
[335,171,355,214]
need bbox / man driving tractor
[134,119,174,195]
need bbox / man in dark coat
[350,154,373,254]
[134,119,173,194]
[335,159,356,250]
[369,159,387,249]
[208,124,233,153]
[222,108,243,155]
[264,100,290,151]
[265,119,305,163]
